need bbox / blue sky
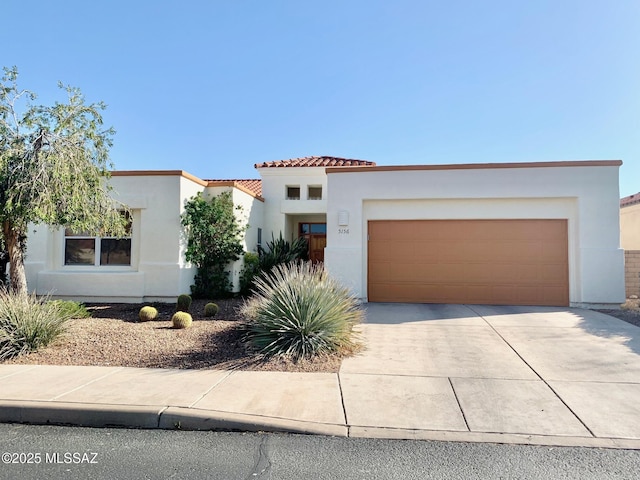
[2,1,639,195]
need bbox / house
[23,157,625,308]
[619,192,640,298]
[24,171,264,302]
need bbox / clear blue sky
[2,1,639,196]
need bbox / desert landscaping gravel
[3,298,344,372]
[3,298,638,373]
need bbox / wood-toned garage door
[368,219,569,306]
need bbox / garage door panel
[368,219,569,306]
[540,264,568,282]
[540,244,568,263]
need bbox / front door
[299,223,327,264]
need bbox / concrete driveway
[1,303,639,448]
[340,303,640,442]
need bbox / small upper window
[308,186,322,200]
[257,227,262,246]
[286,186,300,200]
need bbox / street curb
[2,401,639,450]
[159,407,348,437]
[0,400,163,429]
[349,426,640,450]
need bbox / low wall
[624,250,640,298]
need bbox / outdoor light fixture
[338,210,349,226]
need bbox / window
[64,214,132,266]
[257,227,262,247]
[299,223,327,235]
[286,186,300,200]
[308,186,322,200]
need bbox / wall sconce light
[338,210,349,226]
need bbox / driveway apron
[340,303,640,440]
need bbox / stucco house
[23,157,625,308]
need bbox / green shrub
[242,261,363,359]
[172,311,193,329]
[176,294,192,312]
[0,291,73,360]
[47,300,91,319]
[181,191,246,298]
[139,306,158,322]
[204,302,219,317]
[239,251,260,295]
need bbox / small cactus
[204,302,219,318]
[139,306,158,322]
[172,311,193,329]
[176,294,192,312]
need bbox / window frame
[286,185,301,200]
[63,212,133,269]
[308,185,322,200]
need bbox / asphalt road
[0,424,638,479]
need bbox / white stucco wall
[620,203,640,250]
[324,162,624,307]
[25,172,205,302]
[258,167,327,242]
[23,172,264,302]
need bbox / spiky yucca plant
[0,291,73,360]
[242,262,363,359]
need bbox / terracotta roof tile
[254,156,376,168]
[205,179,263,197]
[621,192,640,208]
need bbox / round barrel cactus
[204,303,219,318]
[139,306,158,322]
[172,311,193,329]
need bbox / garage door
[368,219,569,306]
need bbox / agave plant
[242,261,363,359]
[257,233,308,272]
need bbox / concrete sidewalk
[1,304,640,449]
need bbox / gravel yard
[3,298,638,373]
[3,298,344,372]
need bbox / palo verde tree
[0,66,128,294]
[181,191,246,298]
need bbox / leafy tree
[181,191,246,298]
[0,66,128,294]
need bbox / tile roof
[254,156,376,168]
[621,192,640,208]
[205,179,263,197]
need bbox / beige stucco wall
[324,162,624,307]
[620,203,640,250]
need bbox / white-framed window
[286,185,300,200]
[64,213,132,266]
[308,185,322,200]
